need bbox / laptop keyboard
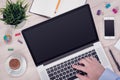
[46,49,100,80]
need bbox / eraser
[15,33,21,36]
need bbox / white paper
[30,0,58,17]
[115,39,120,51]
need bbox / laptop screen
[22,4,99,66]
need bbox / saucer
[5,54,27,76]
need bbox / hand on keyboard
[72,57,105,80]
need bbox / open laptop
[22,4,113,80]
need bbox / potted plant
[0,0,28,29]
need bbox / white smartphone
[104,17,115,39]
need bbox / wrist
[99,68,119,80]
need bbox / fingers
[84,57,92,63]
[72,65,86,72]
[79,58,90,66]
[73,58,91,72]
[90,57,98,62]
[72,57,101,80]
[86,56,98,63]
[72,57,95,71]
[76,74,88,80]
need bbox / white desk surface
[0,0,120,80]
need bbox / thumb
[76,74,88,80]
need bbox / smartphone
[104,17,115,39]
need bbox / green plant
[0,0,28,27]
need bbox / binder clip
[112,7,119,14]
[3,34,12,44]
[96,10,104,16]
[105,3,111,9]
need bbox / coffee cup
[5,54,27,76]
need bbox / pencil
[54,0,61,14]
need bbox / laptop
[22,4,113,80]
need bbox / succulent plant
[0,0,28,27]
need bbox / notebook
[30,0,86,17]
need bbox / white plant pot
[5,20,26,35]
[10,20,26,29]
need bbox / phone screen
[105,20,114,36]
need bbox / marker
[54,0,61,14]
[109,49,120,71]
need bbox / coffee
[9,59,20,70]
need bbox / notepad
[30,0,86,18]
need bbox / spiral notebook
[30,0,86,18]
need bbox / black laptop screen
[22,4,99,66]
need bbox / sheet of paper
[115,39,120,51]
[30,0,58,17]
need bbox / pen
[109,49,120,71]
[54,0,61,14]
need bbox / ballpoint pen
[109,49,120,71]
[54,0,61,14]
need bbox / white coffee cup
[5,54,27,76]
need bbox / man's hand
[72,57,105,80]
